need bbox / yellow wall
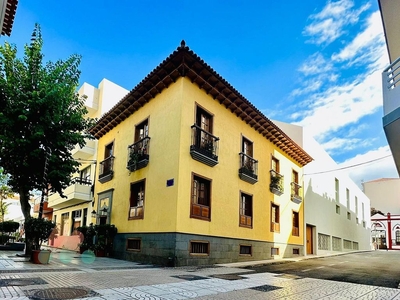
[95,77,304,246]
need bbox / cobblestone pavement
[0,249,399,299]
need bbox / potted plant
[24,217,56,264]
[76,224,96,254]
[270,174,283,195]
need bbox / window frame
[135,118,149,142]
[127,238,141,251]
[239,244,252,256]
[271,203,280,232]
[190,173,212,221]
[239,191,253,228]
[129,179,146,220]
[189,240,210,256]
[292,211,299,236]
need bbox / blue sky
[4,0,398,185]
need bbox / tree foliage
[0,24,94,253]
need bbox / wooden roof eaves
[89,41,312,166]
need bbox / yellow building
[90,41,312,266]
[48,79,128,251]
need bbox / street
[246,251,400,288]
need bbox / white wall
[363,178,400,214]
[274,121,372,253]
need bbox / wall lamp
[91,207,108,218]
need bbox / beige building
[47,79,128,251]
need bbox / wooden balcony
[270,170,284,195]
[291,182,303,204]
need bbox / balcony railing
[382,56,400,116]
[238,153,258,184]
[270,170,284,195]
[190,124,219,167]
[127,137,150,172]
[71,177,92,185]
[99,156,114,183]
[291,182,303,204]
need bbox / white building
[275,121,372,255]
[47,79,128,250]
[363,178,400,250]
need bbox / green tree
[0,24,93,255]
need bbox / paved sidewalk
[0,249,398,299]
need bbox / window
[99,142,114,181]
[336,205,340,214]
[293,248,300,255]
[129,180,145,219]
[291,170,302,201]
[195,106,213,149]
[71,210,82,236]
[335,178,339,202]
[80,166,91,184]
[292,211,299,236]
[196,106,213,134]
[190,241,209,255]
[271,203,280,232]
[242,137,254,171]
[127,238,141,251]
[271,156,280,173]
[191,174,211,220]
[240,245,252,255]
[346,188,350,209]
[396,231,400,245]
[60,213,69,236]
[347,212,351,220]
[135,119,149,141]
[355,196,358,216]
[271,247,279,256]
[239,192,252,228]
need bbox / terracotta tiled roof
[1,0,18,36]
[89,41,313,166]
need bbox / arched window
[396,231,400,245]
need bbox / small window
[346,188,350,209]
[129,180,145,219]
[271,156,280,173]
[335,178,339,202]
[271,247,279,256]
[190,241,209,255]
[135,119,149,141]
[239,192,252,228]
[362,221,366,228]
[293,248,300,255]
[347,212,351,220]
[292,211,299,236]
[336,205,340,214]
[191,174,211,220]
[127,238,141,251]
[356,217,359,224]
[240,245,252,255]
[271,203,280,232]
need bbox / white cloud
[331,11,384,64]
[298,52,333,76]
[322,137,373,153]
[293,66,384,141]
[303,0,370,45]
[338,146,399,187]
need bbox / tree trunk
[19,188,32,256]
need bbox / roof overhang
[89,41,313,166]
[0,0,18,36]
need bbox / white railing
[382,57,400,115]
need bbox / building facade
[274,122,372,255]
[48,79,128,251]
[89,42,313,266]
[363,178,400,250]
[379,0,400,176]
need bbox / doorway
[306,225,313,255]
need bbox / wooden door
[306,225,313,254]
